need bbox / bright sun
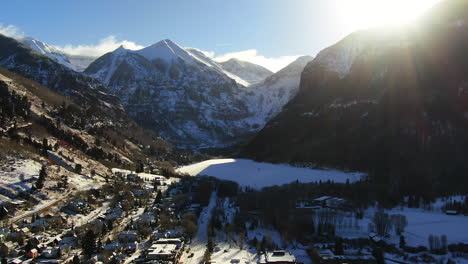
[337,0,442,30]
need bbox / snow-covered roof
[314,196,332,202]
[147,243,177,257]
[119,230,138,237]
[262,250,296,263]
[317,249,335,260]
[155,238,183,244]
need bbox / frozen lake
[177,158,364,189]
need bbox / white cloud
[0,24,24,38]
[212,49,301,72]
[54,35,144,57]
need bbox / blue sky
[0,0,440,71]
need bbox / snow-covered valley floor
[177,158,364,189]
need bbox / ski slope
[177,159,364,189]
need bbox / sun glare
[337,0,442,30]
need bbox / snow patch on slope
[219,58,273,86]
[243,56,313,126]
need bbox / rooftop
[314,196,332,202]
[261,250,296,263]
[147,243,177,257]
[155,238,183,244]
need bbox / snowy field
[0,159,41,199]
[390,208,468,246]
[177,158,364,189]
[335,206,468,247]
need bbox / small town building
[147,243,177,261]
[119,231,138,243]
[445,210,460,215]
[41,247,59,258]
[124,242,139,253]
[27,248,39,259]
[260,250,296,263]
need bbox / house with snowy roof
[146,243,178,261]
[119,230,138,243]
[259,250,296,263]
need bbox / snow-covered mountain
[219,58,273,86]
[85,40,259,147]
[245,55,313,124]
[19,37,95,72]
[0,34,124,118]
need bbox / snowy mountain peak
[19,37,96,72]
[136,38,195,64]
[225,58,241,63]
[114,45,128,53]
[19,37,60,55]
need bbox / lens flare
[336,0,441,30]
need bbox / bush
[448,243,468,253]
[405,245,428,253]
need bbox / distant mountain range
[81,39,309,147]
[11,35,311,148]
[84,40,256,147]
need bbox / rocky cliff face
[243,0,468,192]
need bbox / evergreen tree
[334,237,344,255]
[35,166,47,189]
[136,160,144,173]
[372,248,385,264]
[75,164,82,174]
[399,235,406,249]
[97,238,102,252]
[41,138,49,156]
[82,230,97,258]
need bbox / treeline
[0,80,30,127]
[235,180,443,241]
[442,198,468,214]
